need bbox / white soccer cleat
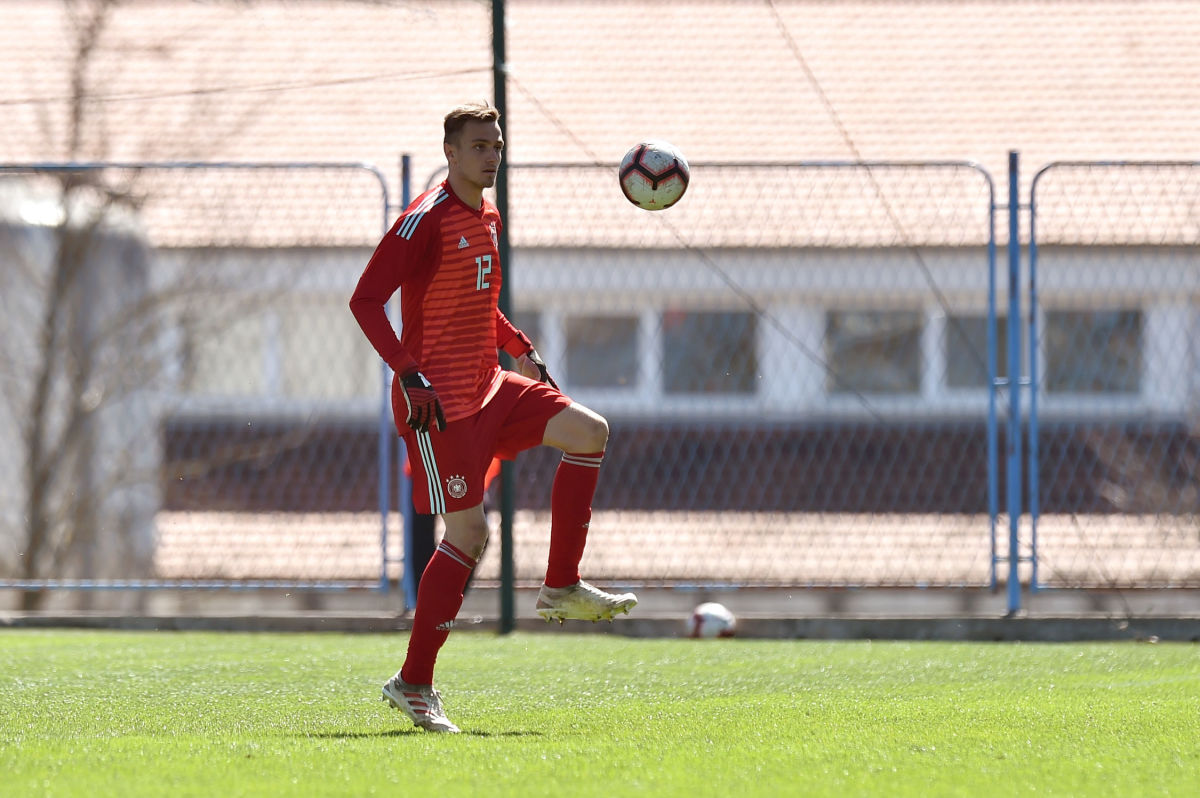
[536,580,638,623]
[381,673,461,733]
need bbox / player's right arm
[349,207,446,431]
[349,208,440,377]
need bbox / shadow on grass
[300,730,418,739]
[302,729,543,739]
[461,729,544,737]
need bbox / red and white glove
[399,371,446,433]
[518,349,559,391]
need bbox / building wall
[171,245,1198,424]
[158,243,1200,516]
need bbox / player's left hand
[517,349,559,390]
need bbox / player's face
[446,120,504,190]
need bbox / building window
[184,296,378,402]
[185,313,266,397]
[662,310,758,395]
[565,315,639,388]
[826,310,922,394]
[281,298,376,400]
[1044,309,1142,394]
[946,314,1008,389]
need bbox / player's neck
[446,173,484,210]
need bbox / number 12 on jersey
[476,255,492,290]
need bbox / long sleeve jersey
[349,181,526,425]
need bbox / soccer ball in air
[688,602,736,638]
[619,140,690,210]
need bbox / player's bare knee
[585,412,610,453]
[571,406,609,452]
[545,404,609,453]
[442,507,490,560]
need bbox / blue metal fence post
[376,161,397,593]
[377,368,391,592]
[1026,167,1042,594]
[1005,151,1023,614]
[986,178,1000,590]
[379,155,414,598]
[396,154,417,608]
[399,440,417,608]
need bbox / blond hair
[443,102,501,145]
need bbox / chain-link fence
[0,162,394,606]
[7,157,1193,608]
[1029,162,1200,589]
[471,160,1001,588]
[6,0,1197,616]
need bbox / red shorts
[402,371,572,514]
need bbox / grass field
[2,630,1198,797]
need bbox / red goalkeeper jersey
[350,181,524,426]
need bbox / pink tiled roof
[3,1,1199,246]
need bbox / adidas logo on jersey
[458,236,469,249]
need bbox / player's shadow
[461,729,543,738]
[302,730,416,739]
[304,729,542,739]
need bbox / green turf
[1,630,1198,797]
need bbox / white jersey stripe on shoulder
[397,188,449,241]
[415,431,445,514]
[397,190,441,239]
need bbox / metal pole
[1005,151,1023,614]
[1027,168,1041,593]
[493,0,516,634]
[396,154,418,609]
[986,180,999,590]
[376,160,401,594]
[377,368,391,592]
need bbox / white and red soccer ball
[688,602,736,638]
[619,140,690,211]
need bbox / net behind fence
[497,161,1001,587]
[4,158,1193,600]
[0,163,395,594]
[1030,162,1200,589]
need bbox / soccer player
[349,102,637,733]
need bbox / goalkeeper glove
[399,371,446,433]
[520,349,559,391]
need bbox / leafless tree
[2,0,296,609]
[3,0,390,611]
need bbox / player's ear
[443,140,455,164]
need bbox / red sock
[545,451,604,588]
[401,540,475,685]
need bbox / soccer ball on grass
[688,602,736,638]
[619,140,690,210]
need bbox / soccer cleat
[535,580,638,623]
[381,673,460,733]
